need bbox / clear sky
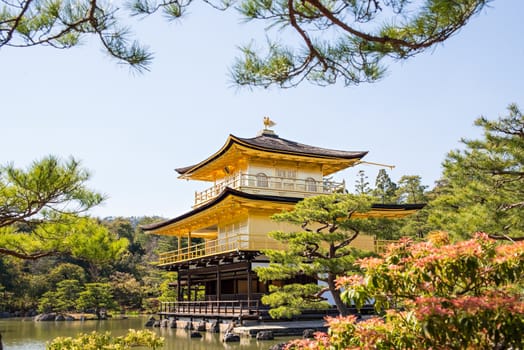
[1,0,523,219]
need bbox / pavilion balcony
[158,233,394,267]
[193,173,345,207]
[157,233,284,267]
[374,239,399,253]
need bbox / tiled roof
[237,133,367,159]
[176,131,367,175]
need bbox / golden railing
[374,239,399,253]
[157,233,286,266]
[158,233,397,266]
[194,173,345,207]
[158,234,247,266]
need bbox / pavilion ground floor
[158,250,325,322]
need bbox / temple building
[142,120,423,321]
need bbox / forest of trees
[0,215,181,315]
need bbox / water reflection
[0,317,291,350]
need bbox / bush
[286,232,524,349]
[46,329,164,350]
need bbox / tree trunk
[327,242,350,316]
[88,264,100,282]
[327,273,349,316]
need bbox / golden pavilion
[142,120,422,321]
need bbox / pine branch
[0,247,61,260]
[334,230,359,251]
[501,201,524,211]
[487,234,524,242]
[301,221,312,232]
[314,286,330,298]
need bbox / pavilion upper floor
[192,166,346,208]
[142,188,424,268]
[174,130,368,208]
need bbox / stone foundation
[153,318,233,333]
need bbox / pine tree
[1,0,488,86]
[0,156,105,260]
[354,170,372,195]
[255,193,377,317]
[396,175,428,203]
[372,169,398,204]
[428,103,524,240]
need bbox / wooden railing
[158,233,397,266]
[374,239,399,253]
[159,300,260,318]
[158,233,251,266]
[194,173,345,207]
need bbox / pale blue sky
[1,0,522,218]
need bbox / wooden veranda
[159,300,262,320]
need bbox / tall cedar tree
[354,170,372,195]
[373,169,398,204]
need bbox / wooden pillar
[176,270,182,302]
[187,273,191,301]
[177,235,182,260]
[216,266,221,302]
[247,262,252,305]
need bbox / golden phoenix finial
[263,116,276,129]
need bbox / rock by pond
[268,343,287,350]
[223,332,240,342]
[256,331,274,340]
[144,316,156,327]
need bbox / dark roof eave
[141,188,425,232]
[140,188,301,231]
[175,134,368,175]
[371,203,426,211]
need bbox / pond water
[0,317,293,350]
